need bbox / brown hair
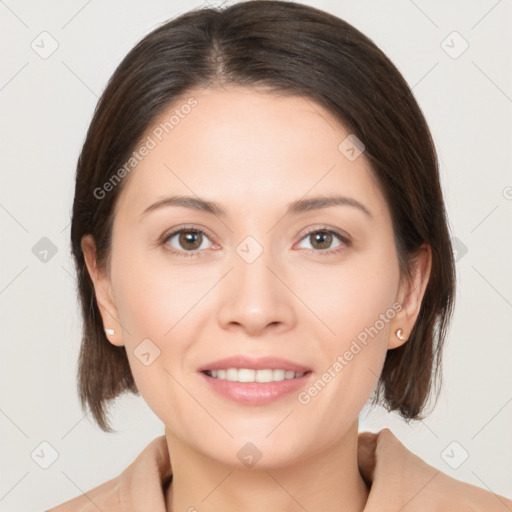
[71,0,455,432]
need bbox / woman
[47,1,511,510]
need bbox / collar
[51,428,511,511]
[119,428,511,511]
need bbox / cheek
[294,247,399,416]
[111,242,211,340]
[299,246,400,348]
[109,250,212,412]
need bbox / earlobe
[388,327,408,350]
[388,244,432,350]
[81,235,124,347]
[104,327,124,347]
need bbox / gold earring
[105,328,115,336]
[396,328,406,340]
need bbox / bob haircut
[70,0,455,432]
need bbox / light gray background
[1,0,511,510]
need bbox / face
[83,84,430,468]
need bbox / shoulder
[46,435,170,512]
[359,428,512,512]
[46,475,121,512]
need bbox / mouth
[198,356,313,405]
[203,368,309,382]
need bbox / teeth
[255,369,273,382]
[273,369,285,381]
[208,368,305,383]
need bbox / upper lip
[198,356,311,373]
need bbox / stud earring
[396,328,406,340]
[105,328,115,336]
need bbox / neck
[164,421,369,512]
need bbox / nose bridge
[216,234,295,333]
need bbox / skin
[82,84,431,512]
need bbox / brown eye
[178,230,203,250]
[163,228,213,254]
[296,228,348,255]
[309,231,333,250]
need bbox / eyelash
[160,225,351,258]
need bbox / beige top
[47,428,512,511]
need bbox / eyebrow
[140,194,372,219]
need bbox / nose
[216,246,297,337]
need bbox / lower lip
[199,372,311,405]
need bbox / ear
[81,234,124,347]
[388,244,432,349]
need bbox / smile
[204,368,306,383]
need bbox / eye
[161,226,215,257]
[160,226,350,258]
[296,228,349,255]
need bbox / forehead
[115,85,386,220]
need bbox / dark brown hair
[71,0,455,432]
